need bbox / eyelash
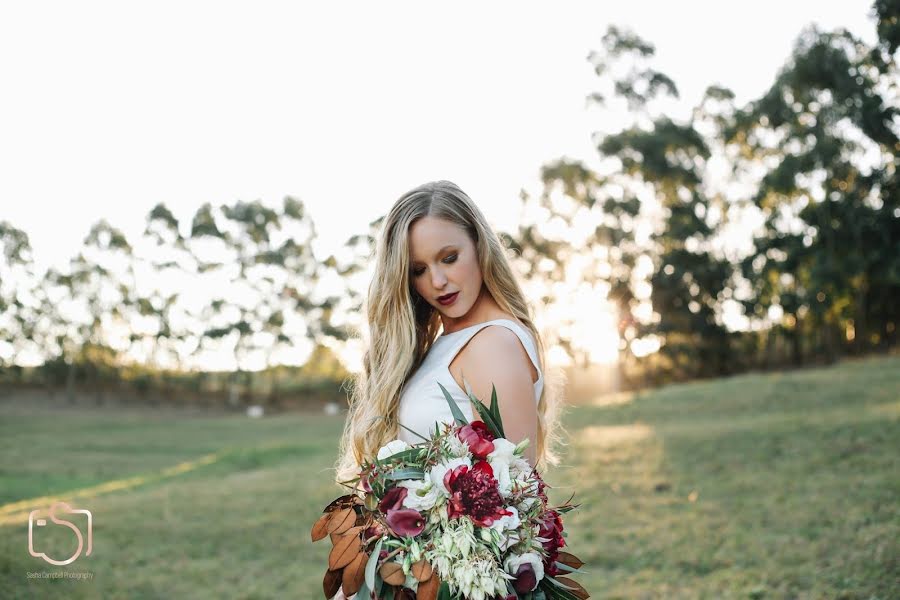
[412,254,457,277]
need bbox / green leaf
[438,382,469,426]
[356,578,370,600]
[365,538,383,590]
[553,561,586,575]
[489,384,504,433]
[437,580,452,600]
[399,423,430,442]
[469,393,504,439]
[542,577,581,600]
[383,467,425,481]
[381,448,422,463]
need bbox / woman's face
[407,216,482,318]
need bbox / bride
[332,180,562,599]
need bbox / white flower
[376,439,411,461]
[509,456,533,479]
[487,438,517,463]
[504,552,545,590]
[428,456,472,495]
[398,478,441,511]
[490,505,521,532]
[489,506,521,550]
[486,438,518,496]
[445,433,471,459]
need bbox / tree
[725,23,900,362]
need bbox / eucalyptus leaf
[382,467,425,481]
[365,538,382,590]
[356,578,370,600]
[553,561,586,575]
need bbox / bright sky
[0,1,877,369]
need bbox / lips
[437,292,458,304]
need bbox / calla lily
[385,508,426,537]
[378,486,408,513]
[512,563,538,593]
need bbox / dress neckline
[438,318,523,338]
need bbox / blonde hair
[335,180,563,483]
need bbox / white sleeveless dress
[397,318,544,443]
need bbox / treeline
[0,7,897,405]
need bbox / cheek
[458,255,481,282]
[412,279,427,297]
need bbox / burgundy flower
[386,508,426,537]
[378,486,408,513]
[363,522,385,540]
[359,465,374,493]
[443,460,512,527]
[537,509,566,576]
[512,563,538,593]
[457,421,496,458]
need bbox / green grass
[1,353,898,599]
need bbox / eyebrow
[410,244,457,265]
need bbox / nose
[431,268,448,290]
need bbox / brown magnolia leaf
[329,523,363,545]
[556,551,585,569]
[311,513,332,542]
[328,531,362,570]
[323,569,342,599]
[323,494,357,513]
[555,576,590,599]
[327,508,356,534]
[379,561,406,585]
[341,551,368,596]
[411,559,433,582]
[354,511,372,528]
[415,574,441,600]
[336,525,366,540]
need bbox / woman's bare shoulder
[455,322,537,381]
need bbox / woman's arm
[454,327,539,465]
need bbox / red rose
[457,421,496,458]
[443,460,512,527]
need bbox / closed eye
[412,254,457,277]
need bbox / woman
[332,180,562,598]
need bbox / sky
[0,1,879,369]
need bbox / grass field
[1,353,898,599]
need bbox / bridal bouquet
[311,383,588,600]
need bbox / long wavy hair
[335,180,564,483]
